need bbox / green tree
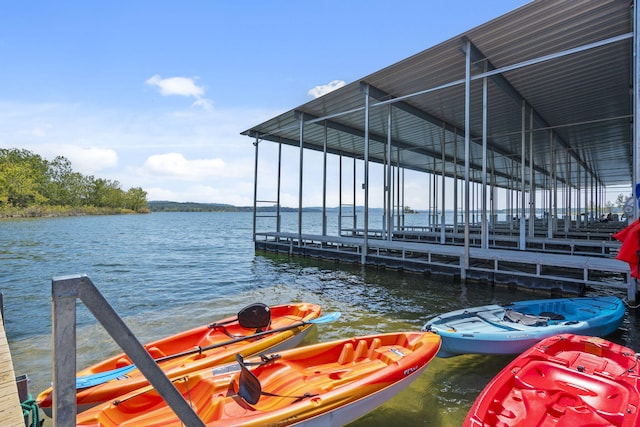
[0,147,148,214]
[125,187,148,211]
[0,148,48,207]
[88,178,124,208]
[46,156,91,206]
[0,163,48,207]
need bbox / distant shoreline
[0,206,147,219]
[147,201,313,213]
[2,200,611,218]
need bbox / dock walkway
[255,232,633,298]
[0,311,27,427]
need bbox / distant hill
[147,202,404,213]
[147,201,321,213]
[148,201,241,212]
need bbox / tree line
[0,148,148,216]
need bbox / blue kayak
[422,296,625,358]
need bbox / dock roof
[242,0,633,192]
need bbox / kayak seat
[199,399,225,423]
[146,346,166,359]
[339,338,382,365]
[354,340,370,361]
[209,324,242,339]
[514,361,631,416]
[539,311,566,321]
[115,357,131,368]
[353,340,366,360]
[234,354,320,410]
[367,338,382,359]
[504,310,549,326]
[338,343,355,365]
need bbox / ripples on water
[1,211,638,426]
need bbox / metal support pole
[491,150,497,229]
[433,158,438,228]
[584,168,589,223]
[430,160,434,227]
[441,122,446,244]
[277,142,282,233]
[322,122,328,236]
[592,173,596,222]
[401,168,405,228]
[339,155,343,234]
[520,101,526,250]
[362,84,370,264]
[396,153,400,229]
[528,108,535,238]
[252,136,259,241]
[386,105,393,240]
[453,130,458,233]
[298,115,304,245]
[548,130,555,238]
[566,153,572,233]
[463,39,471,278]
[481,66,488,249]
[577,167,582,229]
[353,157,357,230]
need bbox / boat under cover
[422,296,625,357]
[37,302,322,415]
[464,333,640,427]
[75,331,441,427]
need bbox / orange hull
[464,334,640,427]
[76,331,441,427]
[37,303,322,415]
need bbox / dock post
[52,277,78,426]
[629,276,638,305]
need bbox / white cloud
[141,152,229,180]
[24,143,118,175]
[192,97,214,111]
[63,146,119,174]
[145,75,205,97]
[146,74,213,110]
[307,80,346,99]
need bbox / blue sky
[1,1,531,207]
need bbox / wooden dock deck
[0,311,27,427]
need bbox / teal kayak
[422,296,625,357]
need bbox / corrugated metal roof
[242,0,633,192]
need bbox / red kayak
[464,334,640,427]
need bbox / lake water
[2,211,638,426]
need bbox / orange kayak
[76,331,441,427]
[464,334,640,427]
[37,302,322,415]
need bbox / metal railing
[51,274,205,427]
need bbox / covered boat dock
[242,1,640,302]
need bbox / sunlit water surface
[2,211,638,426]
